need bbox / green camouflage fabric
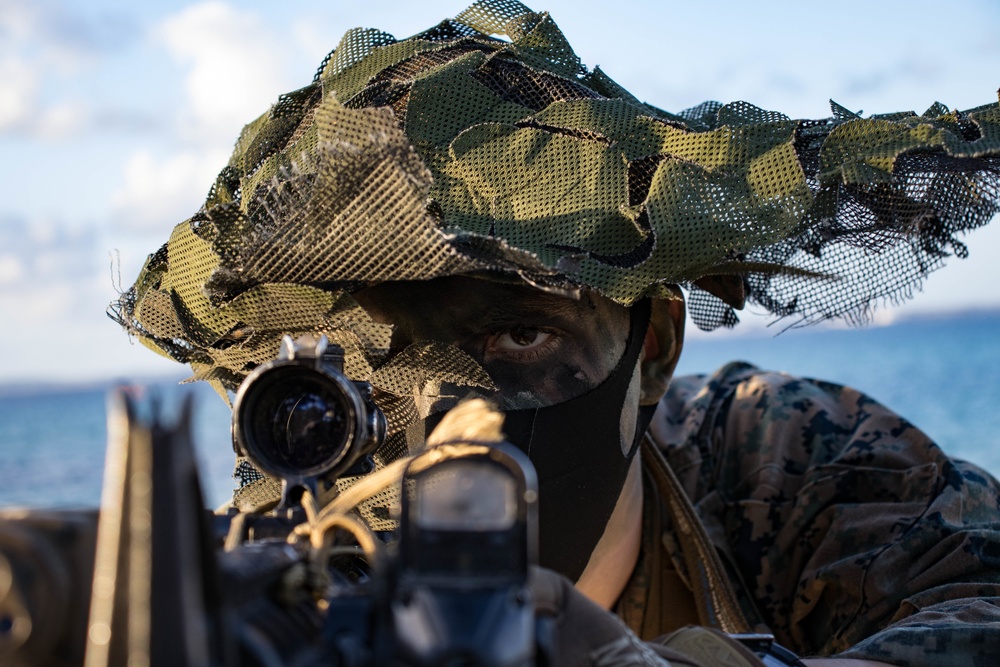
[642,362,1000,666]
[112,0,1000,395]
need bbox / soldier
[114,2,1000,665]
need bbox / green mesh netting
[111,0,1000,391]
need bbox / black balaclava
[443,300,654,581]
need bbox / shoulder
[649,364,1000,659]
[647,361,951,500]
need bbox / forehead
[354,276,627,337]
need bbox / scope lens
[273,392,344,466]
[241,368,355,476]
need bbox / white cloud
[0,57,37,130]
[0,0,133,61]
[110,148,230,232]
[0,0,133,137]
[0,255,24,285]
[0,0,41,45]
[158,1,288,143]
[0,215,103,319]
[28,218,55,244]
[34,101,89,139]
[104,3,302,236]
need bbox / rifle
[0,336,545,666]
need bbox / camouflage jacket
[629,361,1000,666]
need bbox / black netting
[687,284,740,330]
[413,19,485,42]
[627,155,664,207]
[732,154,1000,329]
[470,56,602,111]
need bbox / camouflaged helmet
[112,0,1000,398]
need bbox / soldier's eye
[484,327,558,362]
[494,327,550,350]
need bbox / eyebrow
[476,291,587,330]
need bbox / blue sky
[2,0,999,384]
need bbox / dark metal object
[0,510,97,667]
[1,339,806,666]
[233,336,385,507]
[733,634,808,667]
[384,444,538,667]
[0,356,544,666]
[84,390,220,667]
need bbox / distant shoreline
[2,306,997,398]
[685,305,1000,341]
[890,306,1000,324]
[0,374,190,400]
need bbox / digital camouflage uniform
[619,362,1000,666]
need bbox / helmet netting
[111,0,1000,423]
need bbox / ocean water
[1,311,998,510]
[0,382,235,509]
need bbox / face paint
[499,300,653,580]
[358,277,648,574]
[423,300,653,580]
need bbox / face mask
[427,300,653,581]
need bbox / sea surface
[2,311,998,510]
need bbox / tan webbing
[641,438,753,635]
[622,458,702,640]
